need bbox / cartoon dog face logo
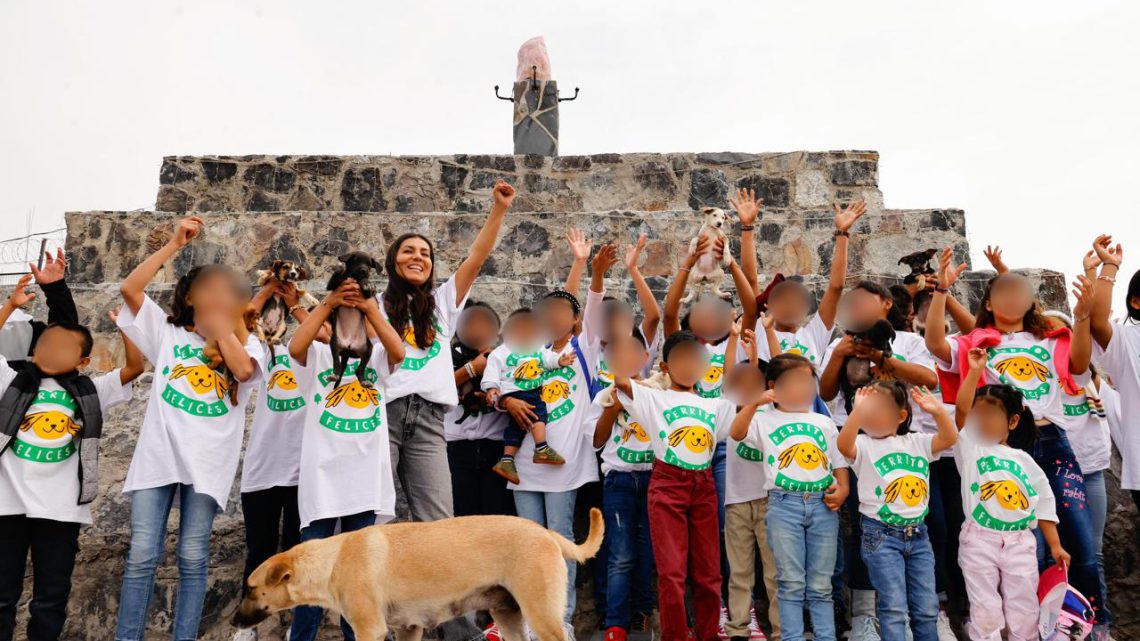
[667,426,714,453]
[325,380,380,409]
[169,363,229,399]
[884,475,929,507]
[980,480,1030,510]
[623,421,650,443]
[268,370,298,391]
[514,359,543,381]
[777,442,829,471]
[20,411,81,440]
[702,365,724,385]
[993,356,1050,383]
[541,381,571,403]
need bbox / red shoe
[605,627,628,641]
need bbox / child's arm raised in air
[729,188,762,295]
[725,317,742,370]
[120,217,203,315]
[819,201,867,329]
[837,386,874,459]
[727,253,758,332]
[453,180,515,303]
[564,229,592,299]
[912,386,957,453]
[925,247,968,363]
[728,390,775,441]
[1090,235,1123,350]
[741,328,761,366]
[108,311,146,385]
[955,347,987,429]
[0,275,35,330]
[288,280,360,367]
[1068,273,1095,375]
[663,235,717,336]
[359,295,407,370]
[759,314,781,359]
[30,248,78,326]
[625,235,662,347]
[582,244,619,344]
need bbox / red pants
[647,461,723,641]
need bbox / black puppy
[326,252,384,389]
[898,248,938,290]
[839,319,896,413]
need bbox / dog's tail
[553,507,604,564]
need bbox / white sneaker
[230,628,258,641]
[748,607,767,641]
[718,606,729,641]
[935,611,956,641]
[850,615,880,641]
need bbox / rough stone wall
[13,151,1136,640]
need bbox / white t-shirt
[849,432,935,527]
[822,330,936,427]
[381,275,467,406]
[725,405,770,505]
[617,386,737,471]
[240,348,306,493]
[742,408,845,494]
[755,314,832,366]
[1058,377,1112,474]
[481,344,561,396]
[117,296,263,508]
[444,402,508,442]
[0,308,33,362]
[1093,323,1140,489]
[695,339,740,400]
[954,422,1057,530]
[939,332,1068,425]
[295,342,396,528]
[0,363,132,524]
[597,394,655,476]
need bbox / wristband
[740,224,755,232]
[933,286,950,294]
[288,304,305,314]
[1097,275,1116,284]
[679,266,691,273]
[1074,313,1091,323]
[464,362,476,378]
[834,230,850,238]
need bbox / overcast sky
[1,1,1137,299]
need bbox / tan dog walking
[233,508,605,641]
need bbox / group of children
[0,179,1136,641]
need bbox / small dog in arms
[681,207,732,303]
[326,252,384,389]
[256,260,319,351]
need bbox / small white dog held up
[681,207,732,304]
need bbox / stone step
[155,151,883,215]
[63,207,967,288]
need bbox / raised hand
[567,228,593,263]
[938,247,967,289]
[834,200,867,233]
[729,188,762,226]
[760,313,776,330]
[740,328,759,362]
[5,274,36,308]
[910,386,946,415]
[625,234,647,271]
[29,248,67,285]
[171,216,205,248]
[1082,250,1101,276]
[558,350,576,367]
[966,347,988,372]
[852,385,876,408]
[492,180,517,209]
[754,389,778,406]
[1092,234,1123,267]
[1071,275,1095,319]
[983,245,1008,274]
[592,243,619,276]
[730,316,743,337]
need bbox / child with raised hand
[613,331,738,641]
[484,308,576,484]
[0,278,140,641]
[926,245,1113,632]
[954,348,1067,641]
[114,216,263,641]
[592,334,657,641]
[286,276,405,641]
[728,354,848,641]
[741,197,865,366]
[836,382,957,641]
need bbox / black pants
[447,439,516,517]
[0,515,80,641]
[240,486,301,595]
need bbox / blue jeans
[766,491,838,641]
[289,511,377,641]
[712,441,729,595]
[514,489,578,622]
[860,518,938,641]
[1082,468,1110,624]
[603,471,656,630]
[1032,424,1111,626]
[114,483,219,641]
